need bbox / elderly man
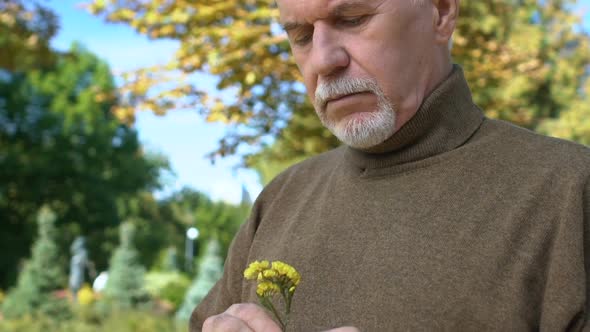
[191,0,590,330]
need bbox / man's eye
[294,34,312,46]
[339,16,367,27]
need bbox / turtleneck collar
[344,65,484,171]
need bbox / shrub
[144,271,190,310]
[175,239,223,322]
[0,310,185,332]
[103,222,149,309]
[1,206,69,319]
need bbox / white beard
[314,78,397,149]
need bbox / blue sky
[46,1,590,203]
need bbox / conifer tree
[103,222,148,308]
[2,205,68,318]
[175,239,223,322]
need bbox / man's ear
[432,0,459,45]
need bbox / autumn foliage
[86,0,590,164]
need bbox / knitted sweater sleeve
[582,178,590,330]
[539,175,590,331]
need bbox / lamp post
[185,227,199,273]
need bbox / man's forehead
[277,0,379,24]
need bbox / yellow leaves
[206,101,251,124]
[144,12,160,25]
[0,12,17,27]
[208,101,227,122]
[159,25,176,36]
[452,1,590,134]
[207,51,220,67]
[112,105,135,124]
[470,49,483,59]
[245,7,280,21]
[85,0,294,129]
[486,41,499,52]
[25,34,39,47]
[84,0,590,160]
[87,0,106,13]
[245,72,256,85]
[94,92,109,103]
[170,9,190,24]
[111,8,136,20]
[539,105,590,145]
[516,59,541,74]
[197,6,216,18]
[452,34,467,47]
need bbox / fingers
[203,312,254,332]
[324,327,361,332]
[202,303,282,332]
[226,303,283,332]
[204,303,357,332]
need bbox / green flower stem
[280,288,293,332]
[260,296,286,331]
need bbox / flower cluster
[244,260,300,331]
[244,260,300,295]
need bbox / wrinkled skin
[278,0,458,142]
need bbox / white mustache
[314,78,382,110]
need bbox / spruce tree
[103,222,148,308]
[2,205,68,318]
[176,239,223,322]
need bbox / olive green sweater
[191,66,590,331]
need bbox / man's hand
[202,303,360,332]
[203,303,281,332]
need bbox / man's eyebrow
[280,21,304,32]
[332,0,374,16]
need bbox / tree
[86,0,590,168]
[85,0,307,160]
[2,206,69,319]
[0,0,58,71]
[117,191,186,271]
[0,42,166,288]
[159,188,250,261]
[175,239,223,322]
[452,1,590,143]
[103,222,149,308]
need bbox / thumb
[226,303,282,332]
[324,327,361,332]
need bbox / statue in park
[69,236,89,301]
[163,246,180,272]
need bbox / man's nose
[309,23,350,78]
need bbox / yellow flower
[244,260,300,332]
[256,281,280,297]
[271,261,301,286]
[262,269,278,279]
[77,284,95,306]
[244,260,270,280]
